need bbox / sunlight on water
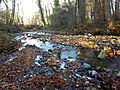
[61,49,78,60]
[60,62,66,69]
[5,56,17,63]
[21,38,54,51]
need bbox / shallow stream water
[6,31,120,76]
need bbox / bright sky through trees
[20,0,39,24]
[0,0,66,24]
[21,0,65,24]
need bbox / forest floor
[0,30,120,89]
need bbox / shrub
[50,4,74,29]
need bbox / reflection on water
[60,62,66,69]
[22,38,54,51]
[5,56,17,63]
[13,31,120,71]
[61,49,78,60]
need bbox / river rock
[103,68,110,73]
[76,55,84,60]
[91,70,97,76]
[97,50,106,59]
[76,84,79,87]
[117,71,120,76]
[85,81,89,85]
[75,73,81,77]
[83,63,91,69]
[96,66,101,71]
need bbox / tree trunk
[45,6,49,25]
[114,0,119,21]
[16,3,20,25]
[9,0,15,32]
[68,0,71,5]
[105,0,111,20]
[78,0,86,24]
[0,0,2,4]
[82,0,86,24]
[111,0,115,15]
[77,0,81,25]
[105,0,112,28]
[94,0,98,22]
[76,0,79,25]
[38,0,46,27]
[97,0,106,22]
[54,0,60,8]
[102,0,106,21]
[64,0,66,3]
[3,0,9,25]
[73,0,77,26]
[6,0,9,25]
[0,0,2,5]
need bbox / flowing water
[6,31,120,76]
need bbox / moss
[0,44,5,53]
[0,34,18,54]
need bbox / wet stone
[83,63,91,69]
[103,68,110,73]
[117,71,120,76]
[91,70,97,76]
[76,55,84,60]
[96,66,101,71]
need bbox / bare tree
[38,0,46,27]
[30,13,41,25]
[9,0,16,32]
[3,0,9,25]
[114,0,119,20]
[68,0,71,5]
[45,6,50,25]
[105,0,111,27]
[54,0,60,8]
[0,0,2,4]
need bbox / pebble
[76,84,79,87]
[75,73,81,77]
[117,71,120,76]
[76,55,84,60]
[69,75,72,78]
[91,70,97,76]
[87,77,92,80]
[35,62,41,66]
[103,68,110,73]
[85,81,89,85]
[83,63,91,69]
[30,75,33,77]
[96,66,101,71]
[92,87,96,90]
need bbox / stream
[4,31,120,89]
[14,31,120,71]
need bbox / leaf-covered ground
[45,32,120,59]
[0,31,120,89]
[0,34,20,54]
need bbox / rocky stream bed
[0,31,120,89]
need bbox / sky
[0,0,69,24]
[20,0,64,24]
[20,0,39,24]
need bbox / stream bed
[14,31,120,71]
[1,31,120,89]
